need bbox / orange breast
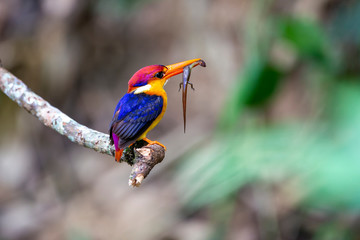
[136,80,168,140]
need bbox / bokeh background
[1,0,360,239]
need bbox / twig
[0,67,165,187]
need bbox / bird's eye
[155,72,165,79]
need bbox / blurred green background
[1,0,360,239]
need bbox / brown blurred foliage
[1,0,359,239]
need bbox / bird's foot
[143,138,167,150]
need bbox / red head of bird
[127,58,203,94]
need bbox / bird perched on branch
[109,58,204,162]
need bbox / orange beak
[164,58,205,79]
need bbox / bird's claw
[143,137,167,150]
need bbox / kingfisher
[109,58,204,162]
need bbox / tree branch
[0,67,165,187]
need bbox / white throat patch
[134,84,152,94]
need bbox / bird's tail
[115,149,124,162]
[111,133,124,162]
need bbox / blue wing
[109,93,163,149]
